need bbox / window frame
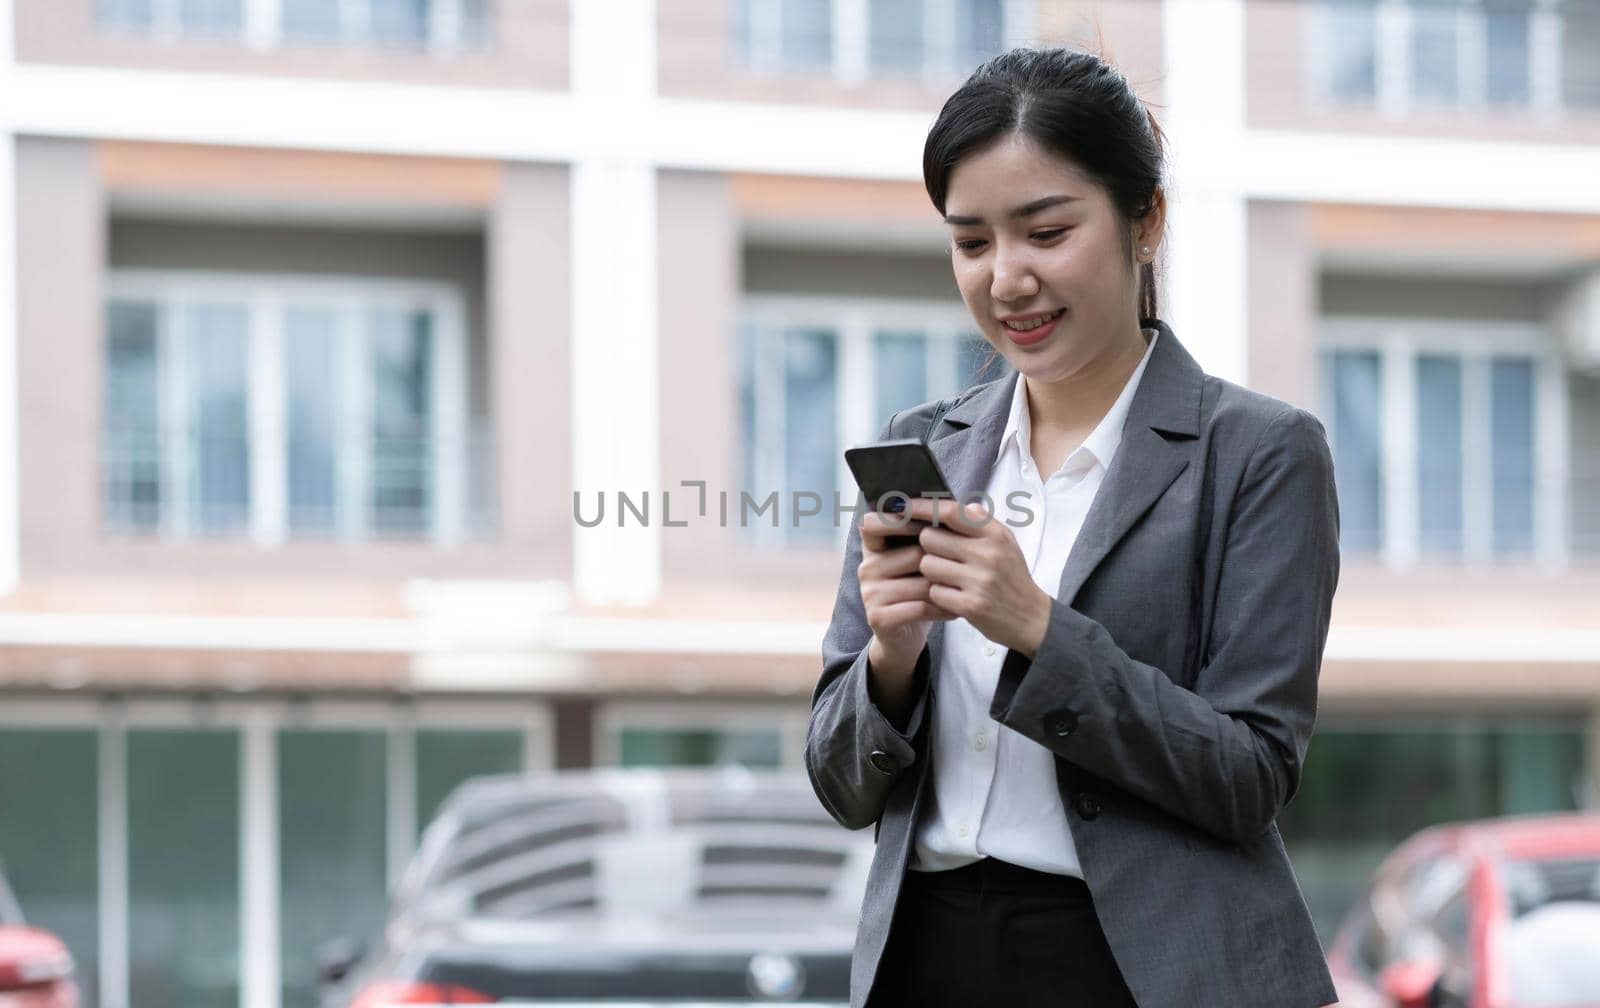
[1307,0,1567,117]
[0,697,552,1008]
[103,269,470,548]
[737,0,1034,84]
[97,0,487,55]
[594,700,809,771]
[740,294,990,549]
[1319,317,1570,569]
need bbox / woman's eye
[1032,229,1067,241]
[954,239,987,252]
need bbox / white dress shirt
[911,327,1159,877]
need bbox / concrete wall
[1246,200,1318,409]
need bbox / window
[97,0,490,51]
[735,0,1024,80]
[1561,0,1600,107]
[1317,322,1566,566]
[103,273,469,546]
[1310,0,1579,113]
[278,730,388,1008]
[128,729,241,1008]
[1278,718,1588,935]
[739,299,995,546]
[0,730,100,1008]
[597,703,808,770]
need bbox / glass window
[619,728,783,768]
[280,0,342,42]
[1410,0,1462,105]
[1561,0,1600,109]
[873,331,929,423]
[458,0,491,49]
[779,0,834,71]
[0,730,100,1008]
[1490,357,1536,557]
[185,303,252,537]
[279,731,388,1008]
[285,307,340,537]
[1416,355,1464,556]
[369,308,434,536]
[1279,721,1587,936]
[1484,1,1532,105]
[1324,0,1380,101]
[956,0,1005,69]
[869,0,924,74]
[128,729,240,1008]
[178,0,243,37]
[1323,349,1384,554]
[97,0,154,30]
[104,301,163,533]
[782,328,838,542]
[415,730,525,836]
[371,0,430,48]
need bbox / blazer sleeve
[805,414,934,832]
[989,406,1340,846]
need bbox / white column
[386,713,417,889]
[1161,0,1249,385]
[0,0,17,596]
[249,295,287,548]
[239,716,280,1008]
[98,716,130,1008]
[570,0,661,606]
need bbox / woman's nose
[990,246,1039,302]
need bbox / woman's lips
[1001,309,1064,347]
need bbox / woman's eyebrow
[943,194,1082,226]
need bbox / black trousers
[867,857,1140,1008]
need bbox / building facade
[0,1,1597,1006]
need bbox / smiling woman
[806,47,1343,1008]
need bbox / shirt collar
[996,326,1160,475]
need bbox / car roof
[1409,813,1600,863]
[396,767,869,928]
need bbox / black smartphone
[844,438,953,549]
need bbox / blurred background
[0,0,1597,1006]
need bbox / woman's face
[943,132,1157,384]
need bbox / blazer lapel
[913,320,1205,657]
[922,370,1017,665]
[1054,321,1204,606]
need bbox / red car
[0,867,77,1008]
[1326,813,1600,1008]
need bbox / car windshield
[1504,856,1600,1006]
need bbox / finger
[874,597,958,628]
[918,552,966,587]
[906,498,992,536]
[862,542,925,579]
[860,515,927,551]
[927,581,970,617]
[865,574,937,607]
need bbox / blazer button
[1076,792,1103,821]
[1044,709,1079,737]
[868,750,901,776]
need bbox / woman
[806,48,1340,1008]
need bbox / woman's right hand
[858,512,951,718]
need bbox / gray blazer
[807,321,1340,1008]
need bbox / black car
[320,768,872,1006]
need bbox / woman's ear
[1134,188,1167,260]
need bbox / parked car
[1326,812,1600,1008]
[0,861,78,1008]
[319,767,873,1006]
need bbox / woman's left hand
[904,497,1055,659]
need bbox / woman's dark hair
[923,47,1167,325]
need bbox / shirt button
[958,825,970,838]
[974,734,987,751]
[983,642,997,657]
